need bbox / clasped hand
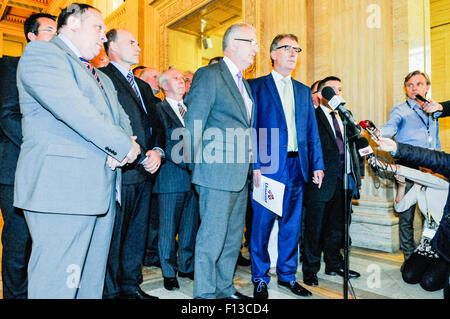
[107,136,141,170]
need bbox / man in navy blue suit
[248,34,324,299]
[153,68,199,291]
[0,12,56,299]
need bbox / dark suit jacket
[0,56,21,185]
[441,100,450,118]
[305,106,364,203]
[394,142,450,262]
[248,73,324,183]
[152,99,191,194]
[100,63,165,185]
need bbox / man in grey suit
[184,23,258,299]
[153,68,199,291]
[14,3,140,299]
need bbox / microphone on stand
[355,137,375,159]
[321,86,361,132]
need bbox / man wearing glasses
[248,34,324,299]
[184,23,258,299]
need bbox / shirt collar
[271,69,291,83]
[320,104,334,115]
[223,56,240,78]
[58,34,82,58]
[110,61,132,79]
[166,97,184,107]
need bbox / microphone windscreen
[359,121,370,129]
[321,86,336,101]
[355,137,370,149]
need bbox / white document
[252,175,285,217]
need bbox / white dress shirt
[166,97,186,126]
[222,56,253,120]
[271,70,297,152]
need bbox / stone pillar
[307,0,430,253]
[242,0,308,82]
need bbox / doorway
[166,0,242,73]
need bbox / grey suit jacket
[14,36,133,215]
[184,59,255,192]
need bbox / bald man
[101,28,164,299]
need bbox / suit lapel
[161,100,184,127]
[107,64,143,108]
[218,61,250,124]
[243,78,255,126]
[264,74,287,125]
[316,107,338,147]
[51,37,116,120]
[52,37,106,96]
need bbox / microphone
[416,94,442,119]
[321,86,360,130]
[359,120,379,140]
[355,137,374,158]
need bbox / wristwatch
[153,147,165,159]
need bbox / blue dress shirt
[380,98,440,150]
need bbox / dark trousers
[157,190,199,278]
[144,194,160,266]
[398,180,418,260]
[402,253,450,291]
[104,181,152,297]
[0,184,31,299]
[303,179,347,275]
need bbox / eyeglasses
[234,38,259,48]
[276,45,302,53]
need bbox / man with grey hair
[184,23,258,299]
[15,3,140,298]
[153,68,199,291]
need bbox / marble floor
[0,247,444,300]
[139,247,444,300]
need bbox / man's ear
[270,50,277,63]
[27,32,36,41]
[66,14,81,31]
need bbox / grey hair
[222,23,256,52]
[158,69,175,93]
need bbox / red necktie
[79,57,103,88]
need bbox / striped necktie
[79,57,103,88]
[126,70,140,99]
[178,102,186,118]
[126,70,147,113]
